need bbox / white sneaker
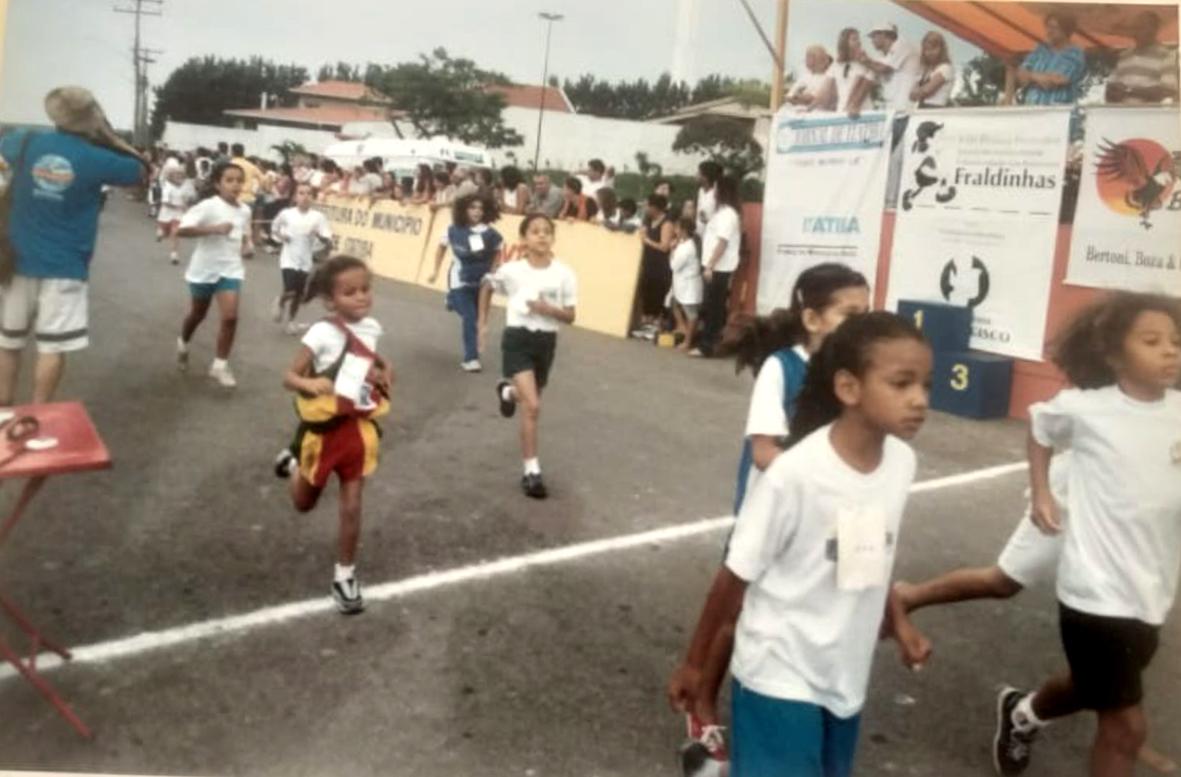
[169,251,179,265]
[332,576,364,614]
[285,321,307,336]
[208,361,237,388]
[271,296,284,323]
[176,337,189,371]
[460,360,482,373]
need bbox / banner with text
[1066,107,1181,295]
[758,110,894,313]
[319,197,434,283]
[886,108,1072,361]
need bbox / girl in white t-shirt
[271,182,333,334]
[668,217,703,353]
[478,214,578,500]
[992,293,1181,777]
[175,162,253,388]
[157,164,196,265]
[831,28,876,116]
[669,312,933,777]
[910,31,955,108]
[276,255,394,615]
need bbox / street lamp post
[533,12,564,170]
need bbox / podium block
[931,350,1013,419]
[898,300,972,354]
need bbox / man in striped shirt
[1105,11,1179,105]
[1017,11,1086,105]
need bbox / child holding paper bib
[669,312,934,777]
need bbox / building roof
[650,96,771,125]
[224,104,395,129]
[289,80,391,104]
[486,84,574,113]
[895,0,1178,58]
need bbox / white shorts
[0,276,90,354]
[996,453,1070,588]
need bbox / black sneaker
[521,473,548,499]
[273,448,296,479]
[993,687,1038,776]
[496,380,516,418]
[332,577,365,615]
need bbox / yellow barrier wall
[320,195,643,338]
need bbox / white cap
[869,21,897,35]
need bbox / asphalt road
[0,197,1176,776]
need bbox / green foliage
[150,56,309,140]
[373,48,522,149]
[271,141,310,163]
[672,117,765,180]
[562,73,773,120]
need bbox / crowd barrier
[318,195,643,339]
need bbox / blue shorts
[730,680,861,777]
[188,277,242,299]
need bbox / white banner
[757,110,894,313]
[1066,107,1181,295]
[886,108,1072,361]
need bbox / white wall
[161,121,406,161]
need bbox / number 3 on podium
[950,363,969,391]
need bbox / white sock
[334,563,355,582]
[211,358,227,371]
[1013,693,1046,732]
[501,384,516,403]
[176,336,188,352]
[523,458,541,476]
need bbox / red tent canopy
[893,1,1179,59]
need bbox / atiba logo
[31,154,75,197]
[1094,137,1179,230]
[777,116,887,154]
[940,255,990,309]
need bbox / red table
[0,402,111,739]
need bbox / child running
[478,213,577,500]
[727,263,870,514]
[427,192,504,373]
[157,160,195,265]
[668,217,703,354]
[992,292,1181,777]
[175,162,253,388]
[270,182,333,334]
[274,255,393,615]
[668,311,934,777]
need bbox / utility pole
[770,0,789,113]
[114,0,163,146]
[533,12,563,171]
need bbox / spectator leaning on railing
[910,31,955,108]
[530,174,565,218]
[859,21,922,112]
[787,45,837,111]
[832,28,876,117]
[1017,11,1085,105]
[1105,11,1179,105]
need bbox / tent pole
[770,0,789,112]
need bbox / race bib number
[468,233,485,252]
[335,353,374,408]
[836,506,889,591]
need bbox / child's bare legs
[284,291,302,323]
[1092,706,1148,777]
[290,473,322,513]
[213,290,239,360]
[681,312,698,352]
[181,297,212,344]
[512,370,541,461]
[168,223,180,259]
[895,565,1023,613]
[337,479,363,566]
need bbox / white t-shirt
[349,173,383,196]
[178,196,252,283]
[702,205,741,273]
[669,239,703,305]
[158,179,195,223]
[828,61,876,112]
[726,424,917,718]
[309,170,326,189]
[1031,386,1181,625]
[790,70,834,106]
[871,38,922,111]
[743,345,810,499]
[302,316,383,374]
[916,63,954,107]
[696,186,717,232]
[483,258,578,333]
[273,207,332,272]
[578,176,606,200]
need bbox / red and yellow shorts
[298,417,381,488]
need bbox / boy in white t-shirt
[157,163,195,264]
[478,213,577,500]
[271,183,333,334]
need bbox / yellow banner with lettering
[320,195,643,338]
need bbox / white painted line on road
[0,459,1026,683]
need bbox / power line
[113,0,163,145]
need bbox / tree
[673,117,764,180]
[317,62,361,83]
[562,73,771,120]
[375,48,522,149]
[151,56,309,139]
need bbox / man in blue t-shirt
[0,86,144,405]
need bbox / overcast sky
[0,0,983,130]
